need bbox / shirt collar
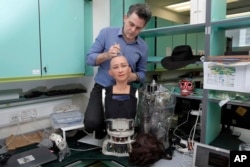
[118,28,138,44]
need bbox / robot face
[179,79,194,96]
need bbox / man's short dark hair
[127,3,152,24]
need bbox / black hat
[161,45,201,70]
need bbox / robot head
[179,78,194,96]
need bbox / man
[84,3,152,139]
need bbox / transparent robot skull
[179,78,194,96]
[102,119,135,157]
[138,80,176,147]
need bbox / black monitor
[221,104,250,134]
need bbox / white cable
[31,117,50,133]
[191,108,201,145]
[82,129,90,135]
[0,121,20,152]
[18,122,38,143]
[173,110,192,140]
[69,146,101,152]
[188,124,195,141]
[9,118,40,144]
[31,117,52,139]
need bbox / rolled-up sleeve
[86,29,106,66]
[136,47,148,82]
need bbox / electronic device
[192,142,230,167]
[102,119,135,157]
[221,104,250,133]
[2,147,57,167]
[224,51,249,55]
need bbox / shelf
[0,87,87,108]
[165,87,203,101]
[0,74,85,83]
[209,98,250,108]
[147,56,163,63]
[153,63,203,72]
[208,55,250,62]
[0,95,73,109]
[175,94,203,101]
[147,56,203,69]
[211,16,250,30]
[132,1,250,147]
[140,23,206,38]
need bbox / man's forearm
[95,52,110,65]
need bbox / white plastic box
[50,110,83,129]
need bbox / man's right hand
[96,43,121,65]
[107,43,121,58]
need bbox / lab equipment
[102,119,135,157]
[137,80,176,147]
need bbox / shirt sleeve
[135,42,148,82]
[86,28,107,66]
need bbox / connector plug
[190,110,202,116]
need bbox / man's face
[123,12,146,42]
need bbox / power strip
[0,99,72,128]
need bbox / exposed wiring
[1,117,48,153]
[31,117,53,139]
[187,114,199,142]
[173,110,192,140]
[15,120,38,143]
[191,114,200,144]
[31,117,50,133]
[82,129,90,135]
[190,104,202,144]
[0,123,20,152]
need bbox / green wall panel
[0,0,89,80]
[205,101,221,144]
[0,0,41,79]
[110,0,145,27]
[40,0,85,76]
[124,0,145,14]
[210,28,226,56]
[211,0,226,22]
[155,17,173,70]
[144,17,156,71]
[110,0,124,27]
[84,0,93,76]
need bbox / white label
[166,47,171,56]
[32,69,40,75]
[17,155,35,164]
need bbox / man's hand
[107,43,121,58]
[95,43,121,65]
